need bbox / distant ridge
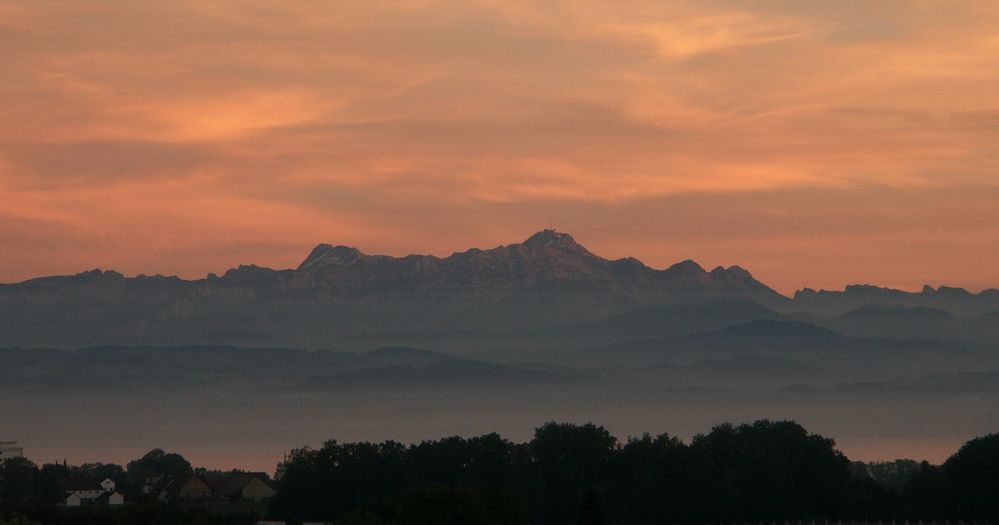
[286,229,778,296]
[793,284,999,316]
[2,229,778,297]
[2,229,998,349]
[0,229,786,348]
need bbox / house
[161,475,214,502]
[219,474,277,501]
[95,491,126,506]
[100,478,117,493]
[151,472,278,503]
[63,479,105,505]
[0,441,23,460]
[63,478,124,507]
[65,493,83,507]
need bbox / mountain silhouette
[793,284,999,316]
[3,229,999,350]
[287,229,776,296]
[0,230,783,348]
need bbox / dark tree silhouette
[0,457,41,516]
[689,420,852,521]
[938,434,999,520]
[530,422,616,524]
[576,489,607,525]
[124,448,193,498]
[606,432,688,523]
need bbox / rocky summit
[284,229,778,297]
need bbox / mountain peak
[522,229,587,253]
[666,259,706,274]
[298,243,366,270]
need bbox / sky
[1,1,998,294]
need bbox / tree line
[1,420,997,524]
[270,420,998,524]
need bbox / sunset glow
[2,1,998,293]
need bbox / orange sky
[1,1,998,294]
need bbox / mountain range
[1,229,997,349]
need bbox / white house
[96,491,125,506]
[63,480,104,506]
[63,478,124,507]
[0,441,24,460]
[101,478,117,493]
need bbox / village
[60,470,277,509]
[0,440,279,516]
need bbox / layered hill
[569,319,982,385]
